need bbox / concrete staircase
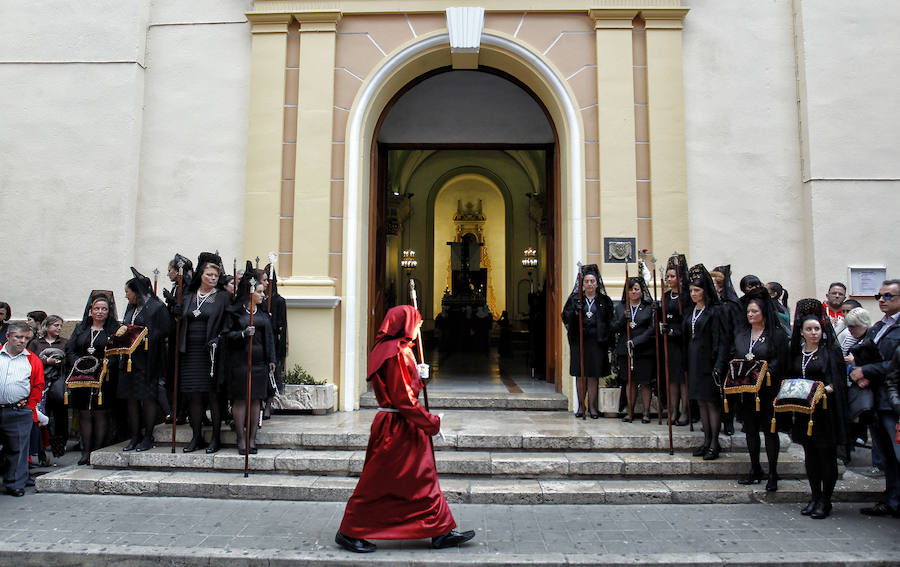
[35,409,883,504]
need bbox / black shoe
[737,469,765,485]
[5,487,25,497]
[123,437,140,451]
[801,500,816,516]
[692,444,709,457]
[703,446,720,461]
[77,453,90,466]
[183,436,207,453]
[249,446,258,455]
[766,474,778,492]
[622,415,633,423]
[674,418,689,426]
[205,437,221,454]
[38,449,49,467]
[811,499,831,519]
[574,411,585,418]
[723,422,734,436]
[135,437,154,452]
[334,531,376,553]
[641,415,651,424]
[589,412,600,419]
[860,502,900,517]
[432,529,476,549]
[237,448,247,456]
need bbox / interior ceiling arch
[378,69,554,145]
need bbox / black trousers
[0,407,33,490]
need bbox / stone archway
[340,31,585,411]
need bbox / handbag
[723,359,769,413]
[773,377,826,436]
[847,381,874,421]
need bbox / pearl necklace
[801,347,818,379]
[691,306,705,335]
[194,288,216,317]
[584,296,595,319]
[88,328,102,355]
[747,328,764,360]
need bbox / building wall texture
[1,1,897,405]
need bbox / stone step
[36,467,881,505]
[359,390,568,410]
[89,442,811,479]
[151,413,791,453]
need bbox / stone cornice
[247,13,292,34]
[249,1,685,16]
[589,9,639,29]
[294,10,342,32]
[640,8,690,29]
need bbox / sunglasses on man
[876,293,898,301]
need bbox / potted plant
[272,364,336,414]
[598,373,621,417]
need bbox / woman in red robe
[335,305,475,552]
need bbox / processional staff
[659,267,674,455]
[170,260,185,453]
[408,279,435,459]
[576,262,586,420]
[244,275,257,478]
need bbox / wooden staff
[624,263,633,419]
[408,280,435,458]
[170,260,185,453]
[244,287,256,478]
[659,269,674,455]
[232,259,237,298]
[676,260,694,432]
[649,258,662,425]
[576,263,586,419]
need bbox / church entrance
[367,69,561,393]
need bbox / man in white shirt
[1,321,45,497]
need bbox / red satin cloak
[338,346,455,540]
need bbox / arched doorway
[341,32,585,411]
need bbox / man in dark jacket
[851,279,900,517]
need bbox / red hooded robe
[338,305,456,539]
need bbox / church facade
[3,1,897,410]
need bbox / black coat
[683,303,729,401]
[561,292,613,377]
[117,297,171,399]
[613,300,655,357]
[177,289,229,353]
[221,307,277,377]
[859,317,900,411]
[884,345,900,418]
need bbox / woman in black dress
[684,264,728,460]
[662,254,691,425]
[561,264,613,419]
[65,291,119,465]
[117,268,170,451]
[223,264,276,454]
[261,262,289,420]
[0,301,11,344]
[177,253,229,453]
[614,275,656,423]
[725,288,790,490]
[789,300,849,519]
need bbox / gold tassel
[766,372,771,387]
[144,337,148,351]
[98,390,103,406]
[807,417,813,437]
[770,418,777,433]
[127,356,132,372]
[723,397,729,413]
[755,396,760,412]
[823,395,827,409]
[64,390,69,405]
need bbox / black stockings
[186,392,222,443]
[126,399,158,443]
[232,400,261,450]
[698,401,721,450]
[744,415,780,474]
[803,443,838,503]
[78,409,108,459]
[575,376,599,415]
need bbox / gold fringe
[144,337,148,351]
[755,396,760,412]
[127,356,132,372]
[98,390,103,406]
[807,417,813,437]
[64,390,68,405]
[723,397,729,413]
[766,372,771,387]
[771,418,777,433]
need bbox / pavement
[1,492,899,566]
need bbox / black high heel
[692,444,709,457]
[703,446,720,460]
[135,437,154,452]
[737,469,765,485]
[765,474,778,492]
[77,453,90,466]
[206,436,221,454]
[183,435,207,453]
[800,500,816,515]
[123,437,140,452]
